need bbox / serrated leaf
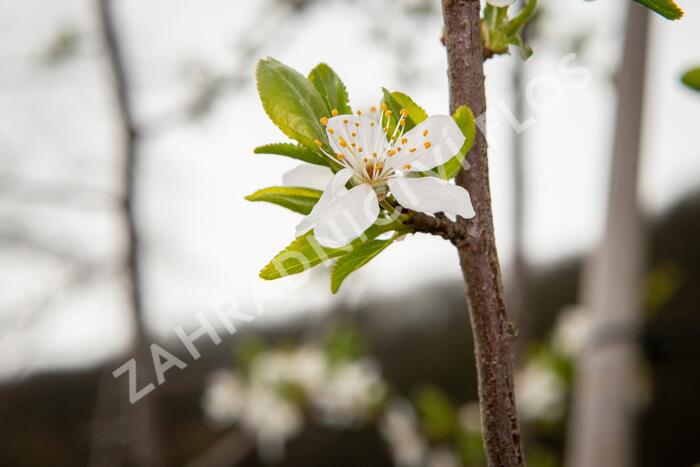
[420,105,476,180]
[259,221,403,280]
[245,186,322,215]
[330,238,395,293]
[256,58,329,150]
[382,88,427,133]
[633,0,683,20]
[308,63,352,115]
[681,67,700,92]
[254,142,329,167]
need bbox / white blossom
[458,402,482,433]
[516,361,565,422]
[380,400,428,467]
[295,107,474,247]
[552,304,593,357]
[242,387,303,460]
[313,358,386,426]
[202,370,246,425]
[251,347,327,394]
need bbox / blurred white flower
[380,400,427,467]
[458,402,482,433]
[516,361,565,422]
[314,358,386,426]
[427,447,460,467]
[251,347,327,394]
[243,387,303,460]
[552,304,592,357]
[202,370,246,425]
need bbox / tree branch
[441,1,525,465]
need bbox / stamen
[372,152,378,157]
[401,137,408,144]
[423,141,432,149]
[336,153,345,160]
[354,122,360,128]
[403,164,411,170]
[380,103,388,112]
[343,118,349,124]
[399,118,406,127]
[351,142,356,148]
[387,149,396,157]
[328,128,335,134]
[370,106,377,113]
[351,131,357,137]
[357,110,362,115]
[331,109,339,116]
[400,108,409,117]
[409,147,417,153]
[339,138,348,147]
[358,147,364,153]
[384,110,392,118]
[423,129,429,137]
[314,139,322,148]
[320,117,328,126]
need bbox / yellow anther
[423,141,432,149]
[387,149,396,156]
[336,153,345,160]
[400,108,409,117]
[399,118,406,126]
[403,164,412,170]
[380,103,388,112]
[328,128,335,134]
[397,147,402,152]
[409,147,417,153]
[314,139,322,147]
[320,117,328,126]
[383,127,389,133]
[384,110,392,118]
[370,122,375,127]
[370,106,377,113]
[343,119,349,124]
[357,110,362,115]
[331,109,339,116]
[339,138,348,147]
[423,129,429,137]
[354,122,360,128]
[351,131,357,137]
[358,147,364,153]
[375,163,384,172]
[351,142,356,147]
[372,152,378,157]
[401,137,408,144]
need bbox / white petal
[312,183,380,248]
[392,115,465,172]
[487,0,516,6]
[388,176,475,219]
[295,168,353,236]
[282,164,333,190]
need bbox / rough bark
[97,1,165,466]
[441,1,525,465]
[566,4,649,467]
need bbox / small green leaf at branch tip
[633,0,683,20]
[681,67,700,92]
[254,142,329,167]
[330,237,396,293]
[256,57,329,150]
[308,63,352,115]
[245,186,322,215]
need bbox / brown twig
[436,1,526,465]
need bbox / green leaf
[245,186,322,215]
[330,237,395,293]
[681,67,700,92]
[254,142,329,167]
[414,385,458,441]
[308,63,352,115]
[259,221,403,280]
[381,88,427,133]
[256,58,329,150]
[420,105,476,180]
[633,0,683,20]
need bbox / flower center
[314,104,412,186]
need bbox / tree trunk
[441,1,525,465]
[97,1,166,466]
[566,4,649,467]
